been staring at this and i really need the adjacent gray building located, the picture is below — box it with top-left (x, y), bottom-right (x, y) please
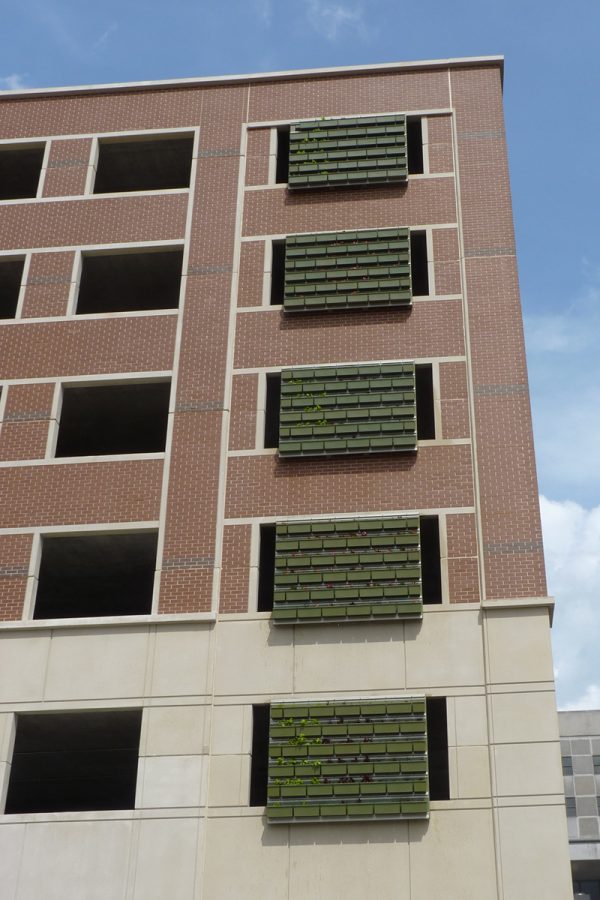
top-left (560, 710), bottom-right (600, 899)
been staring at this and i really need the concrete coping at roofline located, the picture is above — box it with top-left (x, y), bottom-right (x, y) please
top-left (0, 55), bottom-right (504, 102)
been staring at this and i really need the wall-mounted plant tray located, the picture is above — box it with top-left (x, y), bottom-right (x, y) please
top-left (267, 697), bottom-right (428, 823)
top-left (288, 115), bottom-right (407, 189)
top-left (283, 228), bottom-right (411, 313)
top-left (279, 362), bottom-right (417, 457)
top-left (272, 515), bottom-right (422, 624)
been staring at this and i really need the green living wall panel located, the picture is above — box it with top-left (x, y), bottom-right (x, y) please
top-left (288, 115), bottom-right (407, 189)
top-left (283, 228), bottom-right (411, 313)
top-left (272, 515), bottom-right (421, 624)
top-left (279, 362), bottom-right (417, 457)
top-left (267, 697), bottom-right (429, 822)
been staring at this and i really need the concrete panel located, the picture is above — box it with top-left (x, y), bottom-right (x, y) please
top-left (294, 624), bottom-right (405, 694)
top-left (453, 694), bottom-right (488, 746)
top-left (405, 609), bottom-right (484, 689)
top-left (44, 628), bottom-right (148, 701)
top-left (494, 742), bottom-right (563, 797)
top-left (137, 755), bottom-right (204, 808)
top-left (143, 704), bottom-right (207, 756)
top-left (409, 808), bottom-right (497, 900)
top-left (210, 704), bottom-right (251, 755)
top-left (208, 754), bottom-right (250, 806)
top-left (497, 804), bottom-right (573, 897)
top-left (289, 821), bottom-right (410, 900)
top-left (214, 620), bottom-right (293, 696)
top-left (0, 633), bottom-right (50, 702)
top-left (0, 823), bottom-right (24, 900)
top-left (491, 690), bottom-right (560, 744)
top-left (151, 625), bottom-right (212, 697)
top-left (456, 745), bottom-right (491, 798)
top-left (485, 607), bottom-right (554, 685)
top-left (16, 819), bottom-right (132, 900)
top-left (132, 817), bottom-right (201, 900)
top-left (203, 815), bottom-right (289, 900)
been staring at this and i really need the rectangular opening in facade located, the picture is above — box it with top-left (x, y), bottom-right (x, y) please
top-left (407, 117), bottom-right (424, 175)
top-left (421, 516), bottom-right (442, 604)
top-left (410, 231), bottom-right (429, 296)
top-left (270, 240), bottom-right (285, 305)
top-left (0, 144), bottom-right (44, 200)
top-left (257, 524), bottom-right (276, 612)
top-left (249, 704), bottom-right (270, 806)
top-left (415, 364), bottom-right (435, 440)
top-left (264, 373), bottom-right (281, 448)
top-left (4, 710), bottom-right (142, 814)
top-left (426, 697), bottom-right (450, 800)
top-left (33, 531), bottom-right (158, 619)
top-left (0, 257), bottom-right (24, 318)
top-left (76, 248), bottom-right (183, 314)
top-left (275, 127), bottom-right (290, 184)
top-left (55, 381), bottom-right (170, 457)
top-left (93, 135), bottom-right (194, 194)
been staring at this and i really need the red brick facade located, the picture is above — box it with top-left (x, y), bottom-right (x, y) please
top-left (0, 59), bottom-right (546, 620)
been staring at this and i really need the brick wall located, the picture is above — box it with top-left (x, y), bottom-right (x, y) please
top-left (0, 61), bottom-right (546, 620)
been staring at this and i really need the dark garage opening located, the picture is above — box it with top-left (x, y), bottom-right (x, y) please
top-left (410, 231), bottom-right (429, 296)
top-left (421, 516), bottom-right (442, 605)
top-left (34, 531), bottom-right (158, 619)
top-left (93, 136), bottom-right (194, 194)
top-left (5, 709), bottom-right (142, 813)
top-left (0, 145), bottom-right (45, 201)
top-left (76, 248), bottom-right (183, 314)
top-left (0, 257), bottom-right (24, 318)
top-left (415, 364), bottom-right (435, 440)
top-left (55, 381), bottom-right (170, 457)
top-left (249, 704), bottom-right (270, 806)
top-left (426, 697), bottom-right (450, 800)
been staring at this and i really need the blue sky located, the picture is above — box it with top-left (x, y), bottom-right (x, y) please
top-left (2, 0), bottom-right (600, 707)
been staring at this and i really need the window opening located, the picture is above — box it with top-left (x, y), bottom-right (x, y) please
top-left (264, 373), bottom-right (281, 448)
top-left (275, 128), bottom-right (290, 184)
top-left (249, 705), bottom-right (270, 806)
top-left (0, 145), bottom-right (44, 200)
top-left (0, 257), bottom-right (24, 318)
top-left (5, 710), bottom-right (142, 813)
top-left (410, 231), bottom-right (429, 296)
top-left (34, 531), bottom-right (158, 619)
top-left (76, 248), bottom-right (183, 314)
top-left (270, 240), bottom-right (285, 305)
top-left (426, 697), bottom-right (450, 800)
top-left (421, 517), bottom-right (442, 604)
top-left (407, 118), bottom-right (424, 175)
top-left (562, 756), bottom-right (574, 776)
top-left (93, 135), bottom-right (193, 194)
top-left (55, 381), bottom-right (170, 458)
top-left (415, 364), bottom-right (435, 440)
top-left (257, 524), bottom-right (276, 612)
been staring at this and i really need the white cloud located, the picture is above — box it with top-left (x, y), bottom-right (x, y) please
top-left (541, 495), bottom-right (600, 709)
top-left (525, 277), bottom-right (600, 501)
top-left (93, 22), bottom-right (118, 51)
top-left (0, 74), bottom-right (28, 91)
top-left (304, 0), bottom-right (372, 41)
top-left (252, 0), bottom-right (272, 25)
top-left (563, 684), bottom-right (600, 711)
top-left (526, 281), bottom-right (600, 354)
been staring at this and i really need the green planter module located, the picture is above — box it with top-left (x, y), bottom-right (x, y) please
top-left (272, 515), bottom-right (422, 624)
top-left (288, 115), bottom-right (408, 190)
top-left (283, 227), bottom-right (411, 313)
top-left (279, 361), bottom-right (417, 457)
top-left (266, 697), bottom-right (428, 823)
